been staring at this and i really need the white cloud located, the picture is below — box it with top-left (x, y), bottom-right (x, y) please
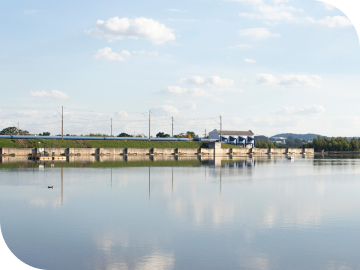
top-left (238, 28), bottom-right (280, 39)
top-left (151, 105), bottom-right (179, 114)
top-left (179, 76), bottom-right (234, 86)
top-left (229, 44), bottom-right (252, 49)
top-left (168, 18), bottom-right (196, 22)
top-left (276, 105), bottom-right (325, 115)
top-left (159, 86), bottom-right (223, 101)
top-left (93, 47), bottom-right (131, 61)
top-left (273, 0), bottom-right (289, 3)
top-left (257, 74), bottom-right (322, 88)
top-left (162, 86), bottom-right (188, 95)
top-left (183, 101), bottom-right (197, 110)
top-left (179, 76), bottom-right (205, 85)
top-left (240, 9), bottom-right (293, 21)
top-left (279, 75), bottom-right (322, 88)
top-left (168, 9), bottom-right (187, 12)
top-left (257, 73), bottom-right (278, 85)
top-left (319, 16), bottom-right (352, 28)
top-left (206, 76), bottom-right (234, 86)
top-left (115, 111), bottom-right (128, 117)
top-left (226, 0), bottom-right (263, 4)
top-left (236, 0), bottom-right (298, 22)
top-left (258, 4), bottom-right (295, 20)
top-left (18, 110), bottom-right (38, 116)
top-left (244, 58), bottom-right (256, 63)
top-left (189, 88), bottom-right (209, 97)
top-left (322, 3), bottom-right (335, 11)
top-left (304, 17), bottom-right (316, 24)
top-left (30, 90), bottom-right (69, 99)
top-left (87, 17), bottom-right (176, 44)
top-left (132, 50), bottom-right (158, 56)
top-left (212, 88), bottom-right (244, 93)
top-left (164, 100), bottom-right (173, 104)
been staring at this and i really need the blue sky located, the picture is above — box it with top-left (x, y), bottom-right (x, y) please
top-left (0, 0), bottom-right (359, 137)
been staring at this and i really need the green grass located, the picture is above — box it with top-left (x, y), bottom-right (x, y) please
top-left (0, 139), bottom-right (25, 148)
top-left (0, 138), bottom-right (243, 149)
top-left (221, 144), bottom-right (244, 149)
top-left (82, 140), bottom-right (205, 149)
top-left (19, 139), bottom-right (84, 148)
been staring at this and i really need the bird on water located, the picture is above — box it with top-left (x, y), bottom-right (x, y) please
top-left (48, 186), bottom-right (53, 189)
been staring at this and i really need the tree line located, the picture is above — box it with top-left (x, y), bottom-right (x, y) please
top-left (306, 136), bottom-right (360, 152)
top-left (255, 136), bottom-right (309, 148)
top-left (117, 131), bottom-right (197, 138)
top-left (256, 135), bottom-right (360, 151)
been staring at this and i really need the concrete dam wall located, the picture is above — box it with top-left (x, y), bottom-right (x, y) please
top-left (1, 145), bottom-right (315, 157)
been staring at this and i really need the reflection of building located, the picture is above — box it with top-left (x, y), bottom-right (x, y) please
top-left (223, 159), bottom-right (256, 168)
top-left (208, 130), bottom-right (255, 147)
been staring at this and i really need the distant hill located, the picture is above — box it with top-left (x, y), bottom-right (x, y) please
top-left (271, 133), bottom-right (328, 140)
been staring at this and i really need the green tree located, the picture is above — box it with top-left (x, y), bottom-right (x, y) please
top-left (256, 140), bottom-right (267, 148)
top-left (117, 132), bottom-right (133, 137)
top-left (156, 132), bottom-right (170, 138)
top-left (174, 133), bottom-right (185, 138)
top-left (312, 136), bottom-right (360, 152)
top-left (0, 126), bottom-right (30, 135)
top-left (186, 131), bottom-right (196, 138)
top-left (351, 138), bottom-right (360, 151)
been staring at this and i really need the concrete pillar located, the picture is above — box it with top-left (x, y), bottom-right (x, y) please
top-left (208, 142), bottom-right (221, 156)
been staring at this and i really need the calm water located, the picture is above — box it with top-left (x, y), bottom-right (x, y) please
top-left (1, 156), bottom-right (360, 270)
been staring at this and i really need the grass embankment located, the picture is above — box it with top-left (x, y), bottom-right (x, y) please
top-left (24, 139), bottom-right (84, 148)
top-left (82, 140), bottom-right (204, 149)
top-left (221, 144), bottom-right (243, 149)
top-left (0, 139), bottom-right (244, 149)
top-left (0, 139), bottom-right (25, 148)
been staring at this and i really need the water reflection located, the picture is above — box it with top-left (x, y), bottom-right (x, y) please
top-left (1, 156), bottom-right (360, 269)
top-left (1, 154), bottom-right (279, 168)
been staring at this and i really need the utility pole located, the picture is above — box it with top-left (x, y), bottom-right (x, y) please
top-left (18, 123), bottom-right (19, 135)
top-left (111, 118), bottom-right (112, 137)
top-left (204, 129), bottom-right (206, 139)
top-left (62, 106), bottom-right (64, 140)
top-left (172, 116), bottom-right (173, 137)
top-left (220, 115), bottom-right (222, 142)
top-left (149, 110), bottom-right (151, 141)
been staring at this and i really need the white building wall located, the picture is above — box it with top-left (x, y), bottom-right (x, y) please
top-left (209, 129), bottom-right (255, 147)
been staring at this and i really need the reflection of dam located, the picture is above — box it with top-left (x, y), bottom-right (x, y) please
top-left (0, 154), bottom-right (311, 168)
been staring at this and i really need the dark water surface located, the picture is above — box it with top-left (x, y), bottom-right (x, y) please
top-left (1, 156), bottom-right (360, 270)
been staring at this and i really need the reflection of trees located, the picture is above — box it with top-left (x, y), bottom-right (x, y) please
top-left (313, 157), bottom-right (360, 166)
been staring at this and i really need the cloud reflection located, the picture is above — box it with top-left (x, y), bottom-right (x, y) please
top-left (27, 198), bottom-right (62, 208)
top-left (135, 252), bottom-right (174, 270)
